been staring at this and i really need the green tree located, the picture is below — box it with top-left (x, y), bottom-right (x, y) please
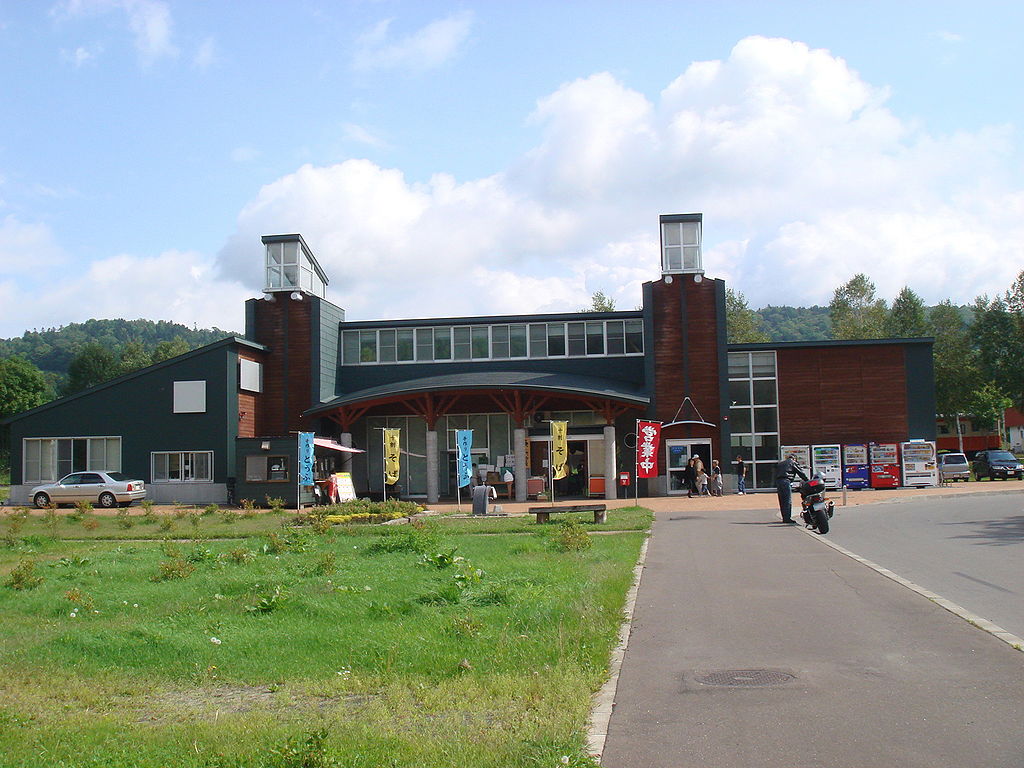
top-left (929, 300), bottom-right (981, 419)
top-left (117, 341), bottom-right (152, 375)
top-left (726, 288), bottom-right (770, 343)
top-left (581, 291), bottom-right (616, 313)
top-left (0, 356), bottom-right (53, 474)
top-left (886, 287), bottom-right (929, 338)
top-left (971, 294), bottom-right (1024, 411)
top-left (62, 343), bottom-right (118, 396)
top-left (966, 382), bottom-right (1013, 432)
top-left (151, 336), bottom-right (191, 364)
top-left (829, 274), bottom-right (888, 340)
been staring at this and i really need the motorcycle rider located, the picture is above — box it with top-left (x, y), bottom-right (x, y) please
top-left (774, 455), bottom-right (809, 524)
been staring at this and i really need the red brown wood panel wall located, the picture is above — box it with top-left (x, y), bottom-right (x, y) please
top-left (650, 277), bottom-right (723, 460)
top-left (251, 300), bottom-right (313, 436)
top-left (237, 348), bottom-right (266, 438)
top-left (777, 345), bottom-right (908, 445)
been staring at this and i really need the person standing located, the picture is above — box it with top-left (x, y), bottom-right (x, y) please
top-left (684, 457), bottom-right (697, 497)
top-left (710, 459), bottom-right (724, 496)
top-left (734, 455), bottom-right (747, 495)
top-left (773, 455), bottom-right (808, 523)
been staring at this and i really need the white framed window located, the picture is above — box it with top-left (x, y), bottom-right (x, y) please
top-left (173, 380), bottom-right (207, 413)
top-left (661, 220), bottom-right (702, 273)
top-left (151, 451), bottom-right (213, 483)
top-left (23, 436), bottom-right (121, 484)
top-left (246, 455), bottom-right (289, 482)
top-left (239, 359), bottom-right (263, 393)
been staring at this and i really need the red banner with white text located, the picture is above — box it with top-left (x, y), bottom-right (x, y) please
top-left (636, 420), bottom-right (662, 479)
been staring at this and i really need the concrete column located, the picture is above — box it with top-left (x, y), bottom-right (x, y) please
top-left (603, 424), bottom-right (617, 500)
top-left (339, 432), bottom-right (354, 474)
top-left (426, 429), bottom-right (439, 505)
top-left (514, 427), bottom-right (528, 502)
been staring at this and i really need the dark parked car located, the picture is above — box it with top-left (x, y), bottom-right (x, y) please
top-left (972, 450), bottom-right (1024, 481)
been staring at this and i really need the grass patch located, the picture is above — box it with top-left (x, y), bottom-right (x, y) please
top-left (0, 508), bottom-right (650, 767)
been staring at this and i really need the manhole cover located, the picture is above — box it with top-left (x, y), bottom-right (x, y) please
top-left (696, 669), bottom-right (795, 687)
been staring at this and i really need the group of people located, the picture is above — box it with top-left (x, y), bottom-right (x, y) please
top-left (682, 455), bottom-right (725, 497)
top-left (686, 454), bottom-right (809, 525)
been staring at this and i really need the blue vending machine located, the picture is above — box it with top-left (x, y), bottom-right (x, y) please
top-left (843, 444), bottom-right (870, 489)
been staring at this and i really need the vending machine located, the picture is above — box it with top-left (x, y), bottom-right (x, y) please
top-left (900, 440), bottom-right (938, 487)
top-left (869, 442), bottom-right (900, 488)
top-left (781, 445), bottom-right (811, 487)
top-left (811, 444), bottom-right (842, 489)
top-left (842, 444), bottom-right (870, 489)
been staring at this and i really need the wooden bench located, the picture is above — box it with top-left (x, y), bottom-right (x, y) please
top-left (528, 503), bottom-right (607, 524)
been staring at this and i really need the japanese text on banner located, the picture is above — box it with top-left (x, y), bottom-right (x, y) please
top-left (551, 421), bottom-right (568, 480)
top-left (384, 428), bottom-right (401, 485)
top-left (456, 429), bottom-right (473, 488)
top-left (636, 420), bottom-right (661, 479)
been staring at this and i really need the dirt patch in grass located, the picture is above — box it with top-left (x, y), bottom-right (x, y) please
top-left (131, 685), bottom-right (377, 724)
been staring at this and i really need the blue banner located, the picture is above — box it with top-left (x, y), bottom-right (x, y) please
top-left (456, 430), bottom-right (473, 488)
top-left (299, 432), bottom-right (315, 486)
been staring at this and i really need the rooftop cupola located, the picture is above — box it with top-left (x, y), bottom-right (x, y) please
top-left (659, 213), bottom-right (703, 279)
top-left (262, 234), bottom-right (328, 299)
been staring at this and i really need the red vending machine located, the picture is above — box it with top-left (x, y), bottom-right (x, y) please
top-left (869, 442), bottom-right (900, 488)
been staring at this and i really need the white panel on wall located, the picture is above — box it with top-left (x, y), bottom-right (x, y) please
top-left (173, 380), bottom-right (207, 413)
top-left (239, 359), bottom-right (263, 393)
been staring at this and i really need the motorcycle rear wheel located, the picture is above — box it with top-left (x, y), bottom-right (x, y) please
top-left (812, 506), bottom-right (829, 535)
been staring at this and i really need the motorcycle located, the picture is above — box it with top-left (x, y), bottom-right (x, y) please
top-left (798, 474), bottom-right (834, 534)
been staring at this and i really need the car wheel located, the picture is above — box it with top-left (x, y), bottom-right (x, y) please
top-left (98, 492), bottom-right (117, 508)
top-left (33, 492), bottom-right (51, 509)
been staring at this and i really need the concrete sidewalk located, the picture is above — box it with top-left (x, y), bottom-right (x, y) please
top-left (597, 503), bottom-right (1024, 768)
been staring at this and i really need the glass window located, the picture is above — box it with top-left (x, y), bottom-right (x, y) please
top-left (342, 331), bottom-right (360, 364)
top-left (730, 407), bottom-right (752, 433)
top-left (359, 331), bottom-right (377, 363)
top-left (607, 320), bottom-right (625, 354)
top-left (153, 452), bottom-right (168, 482)
top-left (728, 352), bottom-right (750, 378)
top-left (193, 452), bottom-right (211, 482)
top-left (586, 322), bottom-right (605, 355)
top-left (88, 438), bottom-right (107, 470)
top-left (453, 327), bottom-right (471, 360)
top-left (625, 320), bottom-right (643, 353)
top-left (492, 325), bottom-right (510, 359)
top-left (509, 325), bottom-right (528, 357)
top-left (547, 324), bottom-right (566, 356)
top-left (752, 379), bottom-right (777, 405)
top-left (378, 329), bottom-right (396, 363)
top-left (415, 328), bottom-right (434, 361)
top-left (471, 326), bottom-right (489, 359)
top-left (529, 324), bottom-right (547, 357)
top-left (756, 434), bottom-right (779, 462)
top-left (267, 243), bottom-right (282, 265)
top-left (751, 351), bottom-right (776, 377)
top-left (567, 322), bottom-right (586, 356)
top-left (282, 241), bottom-right (298, 264)
top-left (753, 408), bottom-right (778, 433)
top-left (433, 327), bottom-right (452, 360)
top-left (729, 380), bottom-right (751, 406)
top-left (397, 329), bottom-right (414, 361)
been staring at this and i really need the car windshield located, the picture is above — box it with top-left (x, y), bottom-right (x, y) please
top-left (987, 451), bottom-right (1017, 462)
top-left (106, 472), bottom-right (131, 481)
top-left (942, 454), bottom-right (967, 464)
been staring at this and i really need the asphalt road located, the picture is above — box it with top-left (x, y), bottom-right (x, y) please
top-left (825, 487), bottom-right (1024, 639)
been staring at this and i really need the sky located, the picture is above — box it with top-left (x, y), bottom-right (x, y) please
top-left (1, 1), bottom-right (1023, 339)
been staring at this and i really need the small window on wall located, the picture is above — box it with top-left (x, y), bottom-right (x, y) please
top-left (239, 359), bottom-right (262, 393)
top-left (173, 381), bottom-right (207, 413)
top-left (246, 455), bottom-right (289, 482)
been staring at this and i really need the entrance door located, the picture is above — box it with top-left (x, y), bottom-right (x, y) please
top-left (666, 439), bottom-right (712, 495)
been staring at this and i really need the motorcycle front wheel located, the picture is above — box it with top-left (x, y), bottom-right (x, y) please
top-left (812, 506), bottom-right (829, 535)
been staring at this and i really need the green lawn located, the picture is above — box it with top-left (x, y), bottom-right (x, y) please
top-left (0, 509), bottom-right (651, 767)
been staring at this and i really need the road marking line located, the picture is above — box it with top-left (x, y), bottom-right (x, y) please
top-left (802, 528), bottom-right (1024, 653)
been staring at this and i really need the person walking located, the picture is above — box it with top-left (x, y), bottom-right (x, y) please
top-left (684, 457), bottom-right (697, 497)
top-left (773, 455), bottom-right (808, 523)
top-left (710, 459), bottom-right (724, 496)
top-left (734, 455), bottom-right (747, 495)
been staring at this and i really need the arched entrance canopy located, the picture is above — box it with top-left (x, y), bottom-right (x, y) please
top-left (305, 370), bottom-right (649, 431)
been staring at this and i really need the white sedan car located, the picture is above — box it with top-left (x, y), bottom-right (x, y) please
top-left (31, 471), bottom-right (146, 509)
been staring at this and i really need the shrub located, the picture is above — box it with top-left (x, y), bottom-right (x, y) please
top-left (74, 500), bottom-right (93, 516)
top-left (220, 510), bottom-right (240, 524)
top-left (173, 505), bottom-right (191, 520)
top-left (188, 512), bottom-right (201, 527)
top-left (162, 541), bottom-right (183, 558)
top-left (226, 547), bottom-right (254, 565)
top-left (158, 516), bottom-right (175, 532)
top-left (5, 559), bottom-right (43, 590)
top-left (64, 587), bottom-right (94, 611)
top-left (240, 498), bottom-right (256, 513)
top-left (203, 504), bottom-right (219, 517)
top-left (265, 496), bottom-right (285, 514)
top-left (152, 559), bottom-right (194, 581)
top-left (550, 520), bottom-right (593, 552)
top-left (81, 516), bottom-right (100, 531)
top-left (269, 728), bottom-right (337, 768)
top-left (43, 508), bottom-right (60, 537)
top-left (307, 551), bottom-right (336, 576)
top-left (260, 532), bottom-right (290, 555)
top-left (245, 585), bottom-right (288, 615)
top-left (116, 508), bottom-right (135, 529)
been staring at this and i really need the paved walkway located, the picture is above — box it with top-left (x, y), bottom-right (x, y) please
top-left (596, 490), bottom-right (1024, 768)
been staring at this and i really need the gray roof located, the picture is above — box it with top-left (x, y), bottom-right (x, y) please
top-left (306, 370), bottom-right (649, 414)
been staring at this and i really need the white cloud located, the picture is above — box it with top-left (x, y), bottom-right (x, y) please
top-left (0, 216), bottom-right (67, 277)
top-left (193, 36), bottom-right (215, 70)
top-left (61, 44), bottom-right (101, 66)
top-left (230, 146), bottom-right (260, 164)
top-left (341, 123), bottom-right (388, 149)
top-left (353, 11), bottom-right (473, 72)
top-left (53, 0), bottom-right (178, 64)
top-left (936, 30), bottom-right (963, 43)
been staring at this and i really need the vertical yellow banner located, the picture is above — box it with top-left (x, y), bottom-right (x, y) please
top-left (384, 428), bottom-right (401, 485)
top-left (551, 420), bottom-right (568, 480)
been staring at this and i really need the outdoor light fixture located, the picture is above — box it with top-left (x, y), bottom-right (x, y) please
top-left (261, 441), bottom-right (271, 451)
top-left (290, 291), bottom-right (303, 301)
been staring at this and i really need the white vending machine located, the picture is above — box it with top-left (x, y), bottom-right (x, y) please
top-left (900, 440), bottom-right (938, 487)
top-left (781, 445), bottom-right (811, 487)
top-left (811, 444), bottom-right (842, 489)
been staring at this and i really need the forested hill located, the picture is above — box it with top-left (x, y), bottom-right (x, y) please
top-left (755, 305), bottom-right (832, 341)
top-left (0, 319), bottom-right (237, 375)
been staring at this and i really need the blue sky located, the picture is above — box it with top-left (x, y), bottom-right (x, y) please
top-left (1, 1), bottom-right (1022, 337)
